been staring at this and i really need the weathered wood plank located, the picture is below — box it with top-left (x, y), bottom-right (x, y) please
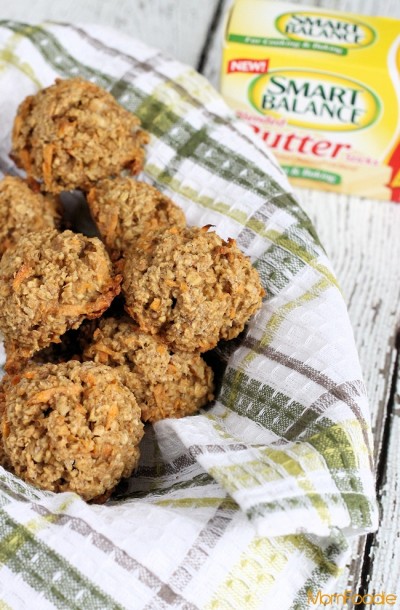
top-left (299, 194), bottom-right (400, 598)
top-left (282, 0), bottom-right (400, 598)
top-left (299, 193), bottom-right (400, 455)
top-left (366, 362), bottom-right (400, 598)
top-left (3, 0), bottom-right (220, 67)
top-left (202, 0), bottom-right (400, 603)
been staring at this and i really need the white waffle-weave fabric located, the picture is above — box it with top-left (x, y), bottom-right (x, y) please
top-left (0, 21), bottom-right (378, 610)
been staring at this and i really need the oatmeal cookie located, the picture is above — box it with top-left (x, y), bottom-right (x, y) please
top-left (0, 362), bottom-right (144, 501)
top-left (0, 229), bottom-right (121, 372)
top-left (11, 78), bottom-right (149, 193)
top-left (87, 178), bottom-right (186, 260)
top-left (123, 226), bottom-right (265, 352)
top-left (83, 317), bottom-right (214, 422)
top-left (0, 175), bottom-right (60, 257)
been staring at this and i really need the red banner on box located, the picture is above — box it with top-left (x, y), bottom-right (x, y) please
top-left (227, 58), bottom-right (269, 74)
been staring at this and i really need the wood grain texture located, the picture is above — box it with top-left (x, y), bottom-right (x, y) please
top-left (202, 0), bottom-right (400, 602)
top-left (367, 365), bottom-right (400, 598)
top-left (2, 0), bottom-right (220, 67)
top-left (298, 194), bottom-right (400, 598)
top-left (299, 193), bottom-right (400, 456)
top-left (277, 0), bottom-right (400, 598)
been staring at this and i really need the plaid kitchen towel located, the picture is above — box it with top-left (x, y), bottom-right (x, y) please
top-left (0, 21), bottom-right (378, 610)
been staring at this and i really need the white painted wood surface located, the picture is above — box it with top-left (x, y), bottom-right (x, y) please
top-left (4, 0), bottom-right (400, 603)
top-left (279, 1), bottom-right (400, 601)
top-left (3, 0), bottom-right (219, 68)
top-left (298, 193), bottom-right (400, 455)
top-left (367, 368), bottom-right (400, 599)
top-left (203, 0), bottom-right (400, 602)
top-left (298, 193), bottom-right (400, 600)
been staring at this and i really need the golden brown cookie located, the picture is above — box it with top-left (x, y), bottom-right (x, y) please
top-left (0, 175), bottom-right (60, 257)
top-left (83, 316), bottom-right (214, 422)
top-left (0, 229), bottom-right (121, 372)
top-left (11, 78), bottom-right (149, 193)
top-left (123, 226), bottom-right (265, 352)
top-left (87, 178), bottom-right (186, 260)
top-left (1, 362), bottom-right (144, 501)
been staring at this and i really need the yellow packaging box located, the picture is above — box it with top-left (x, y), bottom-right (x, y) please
top-left (221, 0), bottom-right (400, 201)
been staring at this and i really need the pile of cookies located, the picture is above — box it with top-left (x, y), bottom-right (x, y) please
top-left (0, 78), bottom-right (264, 502)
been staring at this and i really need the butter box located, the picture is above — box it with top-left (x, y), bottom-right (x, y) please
top-left (220, 0), bottom-right (400, 201)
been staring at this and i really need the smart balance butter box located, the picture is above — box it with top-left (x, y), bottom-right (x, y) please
top-left (221, 0), bottom-right (400, 201)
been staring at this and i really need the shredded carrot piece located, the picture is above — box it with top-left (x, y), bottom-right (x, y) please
top-left (20, 149), bottom-right (32, 174)
top-left (28, 385), bottom-right (81, 404)
top-left (81, 372), bottom-right (97, 386)
top-left (106, 404), bottom-right (119, 429)
top-left (12, 263), bottom-right (33, 291)
top-left (150, 298), bottom-right (161, 311)
top-left (42, 144), bottom-right (54, 189)
top-left (2, 419), bottom-right (10, 438)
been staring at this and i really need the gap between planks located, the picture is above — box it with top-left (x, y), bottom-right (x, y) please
top-left (357, 330), bottom-right (400, 606)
